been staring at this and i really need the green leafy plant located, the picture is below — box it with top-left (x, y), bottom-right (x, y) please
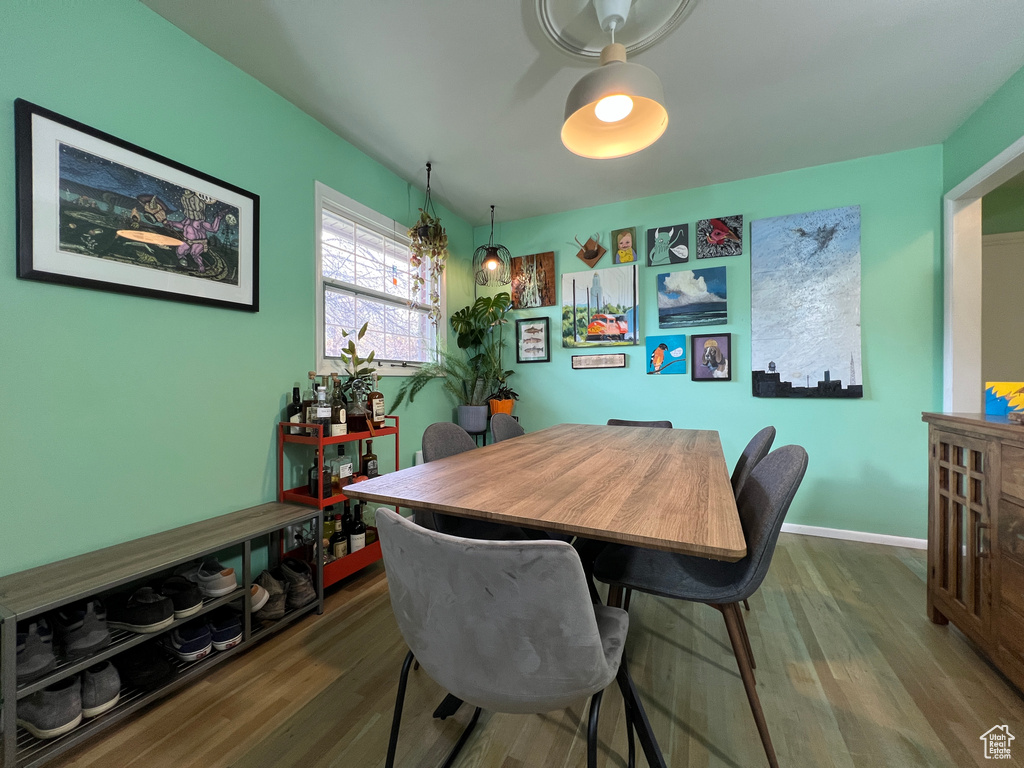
top-left (337, 322), bottom-right (377, 398)
top-left (408, 209), bottom-right (448, 326)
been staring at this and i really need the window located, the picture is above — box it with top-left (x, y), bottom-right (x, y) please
top-left (315, 183), bottom-right (439, 375)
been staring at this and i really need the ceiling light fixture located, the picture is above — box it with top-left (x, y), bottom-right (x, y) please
top-left (561, 0), bottom-right (668, 159)
top-left (473, 205), bottom-right (511, 286)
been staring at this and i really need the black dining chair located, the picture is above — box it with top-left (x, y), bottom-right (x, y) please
top-left (606, 418), bottom-right (674, 428)
top-left (592, 445), bottom-right (808, 768)
top-left (732, 426), bottom-right (776, 612)
top-left (490, 413), bottom-right (525, 443)
top-left (377, 508), bottom-right (636, 768)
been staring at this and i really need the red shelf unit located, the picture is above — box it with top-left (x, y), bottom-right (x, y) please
top-left (277, 415), bottom-right (398, 588)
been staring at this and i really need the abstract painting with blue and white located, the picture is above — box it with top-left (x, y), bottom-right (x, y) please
top-left (750, 205), bottom-right (863, 399)
top-left (657, 267), bottom-right (727, 328)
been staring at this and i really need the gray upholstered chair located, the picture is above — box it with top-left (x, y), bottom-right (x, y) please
top-left (490, 413), bottom-right (525, 443)
top-left (606, 418), bottom-right (674, 429)
top-left (592, 445), bottom-right (808, 768)
top-left (732, 426), bottom-right (776, 497)
top-left (377, 508), bottom-right (635, 768)
top-left (419, 422), bottom-right (528, 541)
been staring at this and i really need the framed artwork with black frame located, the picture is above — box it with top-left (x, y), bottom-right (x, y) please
top-left (516, 317), bottom-right (550, 363)
top-left (15, 99), bottom-right (260, 311)
top-left (691, 333), bottom-right (732, 381)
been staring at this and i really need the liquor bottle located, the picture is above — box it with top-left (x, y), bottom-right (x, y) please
top-left (361, 439), bottom-right (379, 479)
top-left (286, 387), bottom-right (302, 435)
top-left (330, 376), bottom-right (348, 437)
top-left (367, 372), bottom-right (385, 429)
top-left (348, 505), bottom-right (366, 553)
top-left (323, 505), bottom-right (335, 540)
top-left (329, 444), bottom-right (353, 494)
top-left (311, 386), bottom-right (332, 439)
top-left (301, 372), bottom-right (316, 435)
top-left (308, 449), bottom-right (331, 499)
top-left (329, 513), bottom-right (348, 559)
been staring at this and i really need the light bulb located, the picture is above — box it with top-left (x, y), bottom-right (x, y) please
top-left (485, 258), bottom-right (499, 270)
top-left (594, 94), bottom-right (633, 123)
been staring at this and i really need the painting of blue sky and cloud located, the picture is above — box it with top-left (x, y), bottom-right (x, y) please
top-left (657, 266), bottom-right (727, 328)
top-left (750, 206), bottom-right (863, 398)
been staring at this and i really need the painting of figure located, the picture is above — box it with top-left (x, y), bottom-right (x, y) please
top-left (561, 264), bottom-right (639, 347)
top-left (657, 266), bottom-right (727, 328)
top-left (696, 215), bottom-right (743, 259)
top-left (646, 335), bottom-right (686, 375)
top-left (750, 206), bottom-right (862, 398)
top-left (611, 227), bottom-right (638, 264)
top-left (646, 224), bottom-right (688, 266)
top-left (691, 334), bottom-right (731, 381)
top-left (510, 251), bottom-right (555, 309)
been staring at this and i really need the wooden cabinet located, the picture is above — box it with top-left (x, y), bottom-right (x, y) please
top-left (924, 412), bottom-right (1024, 691)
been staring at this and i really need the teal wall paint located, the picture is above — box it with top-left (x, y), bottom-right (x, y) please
top-left (0, 0), bottom-right (470, 576)
top-left (474, 146), bottom-right (944, 540)
top-left (944, 64), bottom-right (1024, 192)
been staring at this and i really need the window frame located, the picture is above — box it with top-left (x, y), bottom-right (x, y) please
top-left (314, 181), bottom-right (444, 377)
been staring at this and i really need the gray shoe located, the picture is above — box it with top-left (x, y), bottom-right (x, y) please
top-left (17, 676), bottom-right (82, 739)
top-left (53, 600), bottom-right (110, 661)
top-left (17, 619), bottom-right (56, 684)
top-left (253, 570), bottom-right (286, 621)
top-left (280, 559), bottom-right (317, 610)
top-left (81, 661), bottom-right (120, 718)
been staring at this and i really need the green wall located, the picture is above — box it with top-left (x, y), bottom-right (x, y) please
top-left (944, 64), bottom-right (1024, 193)
top-left (473, 146), bottom-right (944, 540)
top-left (0, 0), bottom-right (470, 576)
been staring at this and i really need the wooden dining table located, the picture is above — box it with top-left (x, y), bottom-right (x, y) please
top-left (344, 423), bottom-right (746, 767)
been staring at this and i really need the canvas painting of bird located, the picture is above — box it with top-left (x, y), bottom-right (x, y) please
top-left (645, 335), bottom-right (686, 375)
top-left (697, 215), bottom-right (744, 259)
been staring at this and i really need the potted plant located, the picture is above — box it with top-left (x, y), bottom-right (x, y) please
top-left (488, 380), bottom-right (519, 415)
top-left (336, 322), bottom-right (378, 430)
top-left (408, 163), bottom-right (448, 326)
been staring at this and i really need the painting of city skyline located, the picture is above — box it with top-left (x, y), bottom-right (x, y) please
top-left (750, 205), bottom-right (862, 398)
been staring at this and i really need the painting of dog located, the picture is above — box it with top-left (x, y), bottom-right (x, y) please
top-left (691, 333), bottom-right (731, 381)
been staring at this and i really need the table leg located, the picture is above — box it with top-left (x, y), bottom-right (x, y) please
top-left (608, 590), bottom-right (666, 768)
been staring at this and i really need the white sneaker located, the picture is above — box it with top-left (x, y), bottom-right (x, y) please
top-left (250, 583), bottom-right (269, 612)
top-left (175, 558), bottom-right (238, 598)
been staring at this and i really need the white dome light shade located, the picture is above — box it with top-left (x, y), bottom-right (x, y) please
top-left (561, 44), bottom-right (668, 159)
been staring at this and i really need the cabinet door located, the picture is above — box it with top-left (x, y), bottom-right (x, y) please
top-left (928, 428), bottom-right (993, 641)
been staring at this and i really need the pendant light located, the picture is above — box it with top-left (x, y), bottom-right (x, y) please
top-left (561, 0), bottom-right (668, 159)
top-left (473, 205), bottom-right (511, 286)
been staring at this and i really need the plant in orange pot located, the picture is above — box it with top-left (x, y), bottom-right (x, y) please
top-left (489, 380), bottom-right (518, 415)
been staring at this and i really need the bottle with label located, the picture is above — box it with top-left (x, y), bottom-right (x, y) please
top-left (323, 505), bottom-right (336, 540)
top-left (330, 375), bottom-right (348, 437)
top-left (329, 445), bottom-right (354, 494)
top-left (308, 449), bottom-right (331, 500)
top-left (367, 372), bottom-right (385, 429)
top-left (348, 505), bottom-right (366, 553)
top-left (301, 372), bottom-right (317, 435)
top-left (361, 440), bottom-right (379, 479)
top-left (329, 513), bottom-right (348, 559)
top-left (310, 386), bottom-right (332, 439)
top-left (286, 387), bottom-right (303, 435)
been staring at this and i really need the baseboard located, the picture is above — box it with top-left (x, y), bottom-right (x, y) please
top-left (781, 523), bottom-right (927, 550)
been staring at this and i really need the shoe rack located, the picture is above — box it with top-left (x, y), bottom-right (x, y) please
top-left (0, 502), bottom-right (322, 768)
top-left (276, 415), bottom-right (398, 588)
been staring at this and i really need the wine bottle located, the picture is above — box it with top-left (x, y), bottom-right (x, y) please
top-left (323, 505), bottom-right (336, 540)
top-left (287, 387), bottom-right (302, 435)
top-left (330, 375), bottom-right (348, 437)
top-left (302, 372), bottom-right (317, 435)
top-left (329, 513), bottom-right (348, 558)
top-left (308, 449), bottom-right (331, 500)
top-left (348, 505), bottom-right (366, 553)
top-left (367, 372), bottom-right (385, 429)
top-left (361, 440), bottom-right (379, 479)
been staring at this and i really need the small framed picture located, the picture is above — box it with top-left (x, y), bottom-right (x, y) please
top-left (611, 227), bottom-right (638, 264)
top-left (571, 353), bottom-right (627, 369)
top-left (691, 333), bottom-right (732, 381)
top-left (516, 317), bottom-right (550, 363)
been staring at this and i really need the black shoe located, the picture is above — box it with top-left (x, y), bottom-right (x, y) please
top-left (113, 643), bottom-right (176, 690)
top-left (157, 576), bottom-right (204, 619)
top-left (52, 599), bottom-right (111, 661)
top-left (106, 587), bottom-right (174, 634)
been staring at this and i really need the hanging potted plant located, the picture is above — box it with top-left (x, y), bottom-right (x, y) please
top-left (408, 162), bottom-right (448, 327)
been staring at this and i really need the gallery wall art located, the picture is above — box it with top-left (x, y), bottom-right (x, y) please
top-left (646, 335), bottom-right (686, 375)
top-left (691, 333), bottom-right (731, 381)
top-left (611, 226), bottom-right (638, 264)
top-left (696, 216), bottom-right (743, 260)
top-left (573, 233), bottom-right (606, 268)
top-left (571, 354), bottom-right (626, 369)
top-left (510, 251), bottom-right (555, 309)
top-left (646, 224), bottom-right (688, 266)
top-left (561, 264), bottom-right (638, 348)
top-left (750, 205), bottom-right (862, 398)
top-left (516, 317), bottom-right (550, 363)
top-left (15, 99), bottom-right (259, 311)
top-left (985, 382), bottom-right (1024, 415)
top-left (657, 266), bottom-right (727, 328)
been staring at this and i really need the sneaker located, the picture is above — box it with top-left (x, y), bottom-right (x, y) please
top-left (16, 676), bottom-right (82, 739)
top-left (207, 608), bottom-right (242, 651)
top-left (250, 582), bottom-right (269, 613)
top-left (253, 570), bottom-right (286, 622)
top-left (16, 619), bottom-right (56, 684)
top-left (176, 558), bottom-right (238, 598)
top-left (52, 600), bottom-right (110, 661)
top-left (158, 576), bottom-right (204, 619)
top-left (280, 559), bottom-right (317, 610)
top-left (81, 661), bottom-right (120, 718)
top-left (106, 587), bottom-right (174, 634)
top-left (164, 621), bottom-right (212, 662)
top-left (114, 643), bottom-right (175, 690)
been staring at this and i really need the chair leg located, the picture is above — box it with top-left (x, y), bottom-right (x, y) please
top-left (614, 657), bottom-right (666, 767)
top-left (587, 690), bottom-right (603, 768)
top-left (432, 693), bottom-right (464, 720)
top-left (439, 707), bottom-right (482, 768)
top-left (623, 588), bottom-right (632, 612)
top-left (737, 605), bottom-right (756, 672)
top-left (719, 603), bottom-right (778, 768)
top-left (385, 650), bottom-right (415, 768)
top-left (743, 598), bottom-right (751, 611)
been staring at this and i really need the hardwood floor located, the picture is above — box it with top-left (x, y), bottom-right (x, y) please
top-left (52, 534), bottom-right (1024, 767)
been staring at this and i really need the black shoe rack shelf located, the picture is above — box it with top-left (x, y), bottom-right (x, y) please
top-left (0, 502), bottom-right (323, 768)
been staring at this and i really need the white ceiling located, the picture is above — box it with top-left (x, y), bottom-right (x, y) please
top-left (141, 0), bottom-right (1024, 226)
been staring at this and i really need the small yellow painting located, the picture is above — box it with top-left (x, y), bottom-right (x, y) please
top-left (985, 382), bottom-right (1024, 415)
